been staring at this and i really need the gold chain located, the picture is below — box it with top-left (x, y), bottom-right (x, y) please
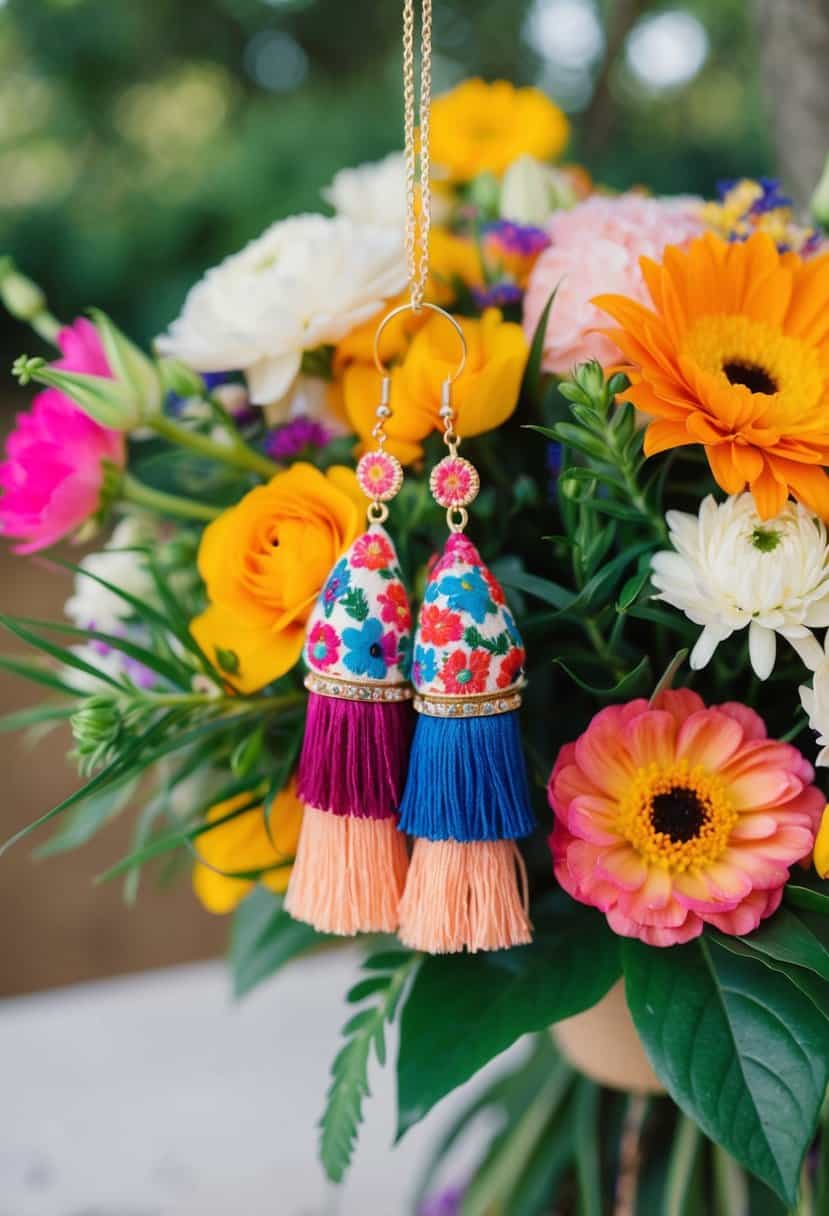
top-left (402, 0), bottom-right (432, 311)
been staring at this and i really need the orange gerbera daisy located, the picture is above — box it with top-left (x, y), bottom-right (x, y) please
top-left (594, 232), bottom-right (829, 520)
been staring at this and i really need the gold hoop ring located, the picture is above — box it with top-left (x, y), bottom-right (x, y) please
top-left (373, 301), bottom-right (468, 382)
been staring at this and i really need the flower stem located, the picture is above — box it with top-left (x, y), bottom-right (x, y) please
top-left (149, 412), bottom-right (278, 479)
top-left (122, 474), bottom-right (220, 522)
top-left (30, 309), bottom-right (62, 345)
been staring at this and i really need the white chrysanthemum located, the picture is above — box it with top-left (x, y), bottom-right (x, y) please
top-left (800, 653), bottom-right (829, 766)
top-left (322, 151), bottom-right (407, 229)
top-left (651, 494), bottom-right (829, 679)
top-left (155, 214), bottom-right (406, 405)
top-left (65, 517), bottom-right (158, 634)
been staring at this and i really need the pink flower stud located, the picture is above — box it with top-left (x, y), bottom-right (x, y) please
top-left (429, 455), bottom-right (480, 509)
top-left (356, 450), bottom-right (403, 503)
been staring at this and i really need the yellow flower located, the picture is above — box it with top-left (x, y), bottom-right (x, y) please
top-left (193, 782), bottom-right (303, 914)
top-left (814, 805), bottom-right (829, 878)
top-left (340, 309), bottom-right (529, 463)
top-left (431, 78), bottom-right (569, 181)
top-left (428, 227), bottom-right (484, 303)
top-left (191, 463), bottom-right (364, 692)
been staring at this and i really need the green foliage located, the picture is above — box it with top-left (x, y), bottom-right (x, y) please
top-left (396, 892), bottom-right (621, 1139)
top-left (623, 936), bottom-right (829, 1204)
top-left (320, 949), bottom-right (417, 1184)
top-left (230, 888), bottom-right (328, 998)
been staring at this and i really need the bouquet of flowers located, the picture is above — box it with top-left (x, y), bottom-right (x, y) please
top-left (3, 76), bottom-right (829, 1214)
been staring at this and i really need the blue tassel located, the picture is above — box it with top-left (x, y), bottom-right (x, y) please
top-left (397, 711), bottom-right (534, 842)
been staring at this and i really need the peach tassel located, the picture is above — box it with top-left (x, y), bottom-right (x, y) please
top-left (397, 839), bottom-right (532, 954)
top-left (285, 808), bottom-right (409, 936)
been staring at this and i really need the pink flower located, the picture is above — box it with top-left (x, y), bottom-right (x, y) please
top-left (351, 531), bottom-right (394, 571)
top-left (548, 689), bottom-right (824, 946)
top-left (0, 319), bottom-right (125, 553)
top-left (523, 195), bottom-right (704, 374)
top-left (307, 621), bottom-right (339, 670)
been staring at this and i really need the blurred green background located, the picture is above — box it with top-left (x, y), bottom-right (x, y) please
top-left (0, 0), bottom-right (770, 354)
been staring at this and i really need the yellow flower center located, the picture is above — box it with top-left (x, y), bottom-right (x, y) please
top-left (683, 314), bottom-right (825, 427)
top-left (617, 762), bottom-right (737, 873)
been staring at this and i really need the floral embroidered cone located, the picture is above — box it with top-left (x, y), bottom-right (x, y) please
top-left (285, 523), bottom-right (413, 935)
top-left (397, 534), bottom-right (534, 953)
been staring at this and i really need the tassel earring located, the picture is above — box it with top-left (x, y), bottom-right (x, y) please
top-left (397, 322), bottom-right (535, 953)
top-left (285, 360), bottom-right (413, 935)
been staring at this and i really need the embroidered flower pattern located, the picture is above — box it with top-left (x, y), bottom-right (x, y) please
top-left (439, 648), bottom-right (491, 694)
top-left (497, 647), bottom-right (525, 688)
top-left (303, 526), bottom-right (412, 687)
top-left (378, 581), bottom-right (411, 633)
top-left (420, 604), bottom-right (464, 647)
top-left (342, 617), bottom-right (398, 680)
top-left (413, 644), bottom-right (438, 686)
top-left (411, 533), bottom-right (528, 699)
top-left (352, 531), bottom-right (395, 571)
top-left (307, 621), bottom-right (340, 670)
top-left (438, 566), bottom-right (495, 624)
top-left (322, 558), bottom-right (351, 618)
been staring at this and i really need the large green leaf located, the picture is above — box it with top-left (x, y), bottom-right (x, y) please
top-left (396, 893), bottom-right (621, 1138)
top-left (720, 907), bottom-right (829, 981)
top-left (623, 937), bottom-right (829, 1204)
top-left (230, 887), bottom-right (328, 998)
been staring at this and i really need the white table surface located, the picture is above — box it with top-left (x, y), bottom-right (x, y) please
top-left (2, 950), bottom-right (520, 1216)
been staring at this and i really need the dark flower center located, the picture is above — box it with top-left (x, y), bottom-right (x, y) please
top-left (369, 643), bottom-right (383, 659)
top-left (723, 360), bottom-right (778, 395)
top-left (650, 786), bottom-right (708, 843)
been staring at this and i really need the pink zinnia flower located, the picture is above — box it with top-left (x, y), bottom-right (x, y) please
top-left (523, 194), bottom-right (704, 374)
top-left (548, 689), bottom-right (824, 946)
top-left (0, 318), bottom-right (125, 553)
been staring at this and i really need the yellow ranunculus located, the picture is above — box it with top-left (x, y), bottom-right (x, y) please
top-left (814, 805), bottom-right (829, 878)
top-left (431, 78), bottom-right (570, 182)
top-left (193, 783), bottom-right (303, 914)
top-left (340, 309), bottom-right (529, 463)
top-left (191, 463), bottom-right (363, 692)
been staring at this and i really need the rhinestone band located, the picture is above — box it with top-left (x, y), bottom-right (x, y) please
top-left (305, 671), bottom-right (413, 703)
top-left (414, 688), bottom-right (523, 718)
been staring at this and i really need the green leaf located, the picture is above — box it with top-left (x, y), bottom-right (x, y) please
top-left (785, 879), bottom-right (829, 915)
top-left (498, 569), bottom-right (573, 610)
top-left (3, 615), bottom-right (187, 687)
top-left (230, 888), bottom-right (327, 998)
top-left (460, 1059), bottom-right (574, 1216)
top-left (554, 654), bottom-right (651, 701)
top-left (572, 1078), bottom-right (602, 1216)
top-left (522, 287), bottom-right (557, 403)
top-left (617, 567), bottom-right (652, 612)
top-left (35, 775), bottom-right (139, 858)
top-left (0, 613), bottom-right (122, 689)
top-left (725, 907), bottom-right (829, 982)
top-left (342, 587), bottom-right (369, 621)
top-left (396, 893), bottom-right (620, 1138)
top-left (0, 652), bottom-right (83, 696)
top-left (560, 543), bottom-right (655, 619)
top-left (623, 937), bottom-right (829, 1204)
top-left (320, 952), bottom-right (417, 1183)
top-left (712, 933), bottom-right (829, 1022)
top-left (0, 703), bottom-right (76, 733)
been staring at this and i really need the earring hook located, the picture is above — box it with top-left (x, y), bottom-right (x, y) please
top-left (373, 300), bottom-right (467, 382)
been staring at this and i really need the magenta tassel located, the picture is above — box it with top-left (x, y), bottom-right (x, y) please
top-left (297, 694), bottom-right (413, 819)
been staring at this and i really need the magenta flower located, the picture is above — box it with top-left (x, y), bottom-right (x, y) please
top-left (0, 319), bottom-right (125, 553)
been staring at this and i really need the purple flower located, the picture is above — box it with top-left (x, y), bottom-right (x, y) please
top-left (472, 282), bottom-right (524, 310)
top-left (264, 416), bottom-right (332, 461)
top-left (483, 219), bottom-right (551, 258)
top-left (419, 1184), bottom-right (466, 1216)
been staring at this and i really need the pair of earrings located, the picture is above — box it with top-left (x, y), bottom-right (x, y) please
top-left (285, 304), bottom-right (535, 954)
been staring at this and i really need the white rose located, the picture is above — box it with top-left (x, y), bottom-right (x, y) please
top-left (323, 152), bottom-right (407, 229)
top-left (155, 214), bottom-right (407, 405)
